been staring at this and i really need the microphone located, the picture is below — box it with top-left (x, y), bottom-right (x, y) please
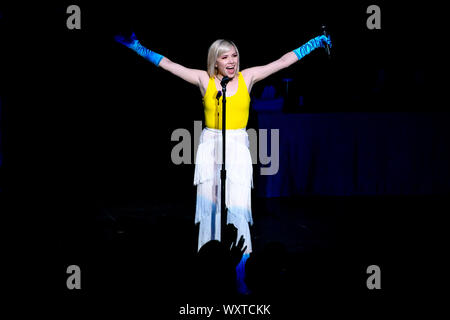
top-left (220, 76), bottom-right (230, 88)
top-left (321, 25), bottom-right (331, 58)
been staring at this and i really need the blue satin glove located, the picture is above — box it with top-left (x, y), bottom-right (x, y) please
top-left (293, 35), bottom-right (332, 60)
top-left (114, 32), bottom-right (164, 67)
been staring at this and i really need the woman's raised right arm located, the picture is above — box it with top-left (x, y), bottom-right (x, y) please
top-left (115, 33), bottom-right (208, 91)
top-left (159, 57), bottom-right (208, 89)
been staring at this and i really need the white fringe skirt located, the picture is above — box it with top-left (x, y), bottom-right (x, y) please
top-left (194, 127), bottom-right (253, 254)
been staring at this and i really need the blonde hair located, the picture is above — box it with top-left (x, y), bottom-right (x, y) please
top-left (206, 39), bottom-right (240, 78)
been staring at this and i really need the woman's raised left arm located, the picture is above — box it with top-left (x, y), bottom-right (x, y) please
top-left (242, 35), bottom-right (331, 91)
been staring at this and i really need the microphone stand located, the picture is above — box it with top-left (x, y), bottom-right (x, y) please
top-left (220, 79), bottom-right (228, 240)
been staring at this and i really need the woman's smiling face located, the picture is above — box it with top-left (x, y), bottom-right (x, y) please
top-left (216, 46), bottom-right (238, 79)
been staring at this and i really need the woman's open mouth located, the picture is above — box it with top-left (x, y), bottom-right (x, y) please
top-left (226, 66), bottom-right (235, 74)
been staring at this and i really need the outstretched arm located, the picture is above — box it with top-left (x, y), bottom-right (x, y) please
top-left (115, 33), bottom-right (208, 92)
top-left (158, 57), bottom-right (208, 89)
top-left (242, 52), bottom-right (298, 91)
top-left (242, 35), bottom-right (331, 92)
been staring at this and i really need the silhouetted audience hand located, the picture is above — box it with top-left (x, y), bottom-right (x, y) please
top-left (230, 234), bottom-right (247, 267)
top-left (222, 223), bottom-right (237, 249)
top-left (223, 223), bottom-right (247, 267)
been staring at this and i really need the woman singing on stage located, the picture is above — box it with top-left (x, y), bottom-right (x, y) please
top-left (115, 33), bottom-right (331, 294)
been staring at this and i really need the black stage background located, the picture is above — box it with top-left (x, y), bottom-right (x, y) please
top-left (1, 1), bottom-right (447, 317)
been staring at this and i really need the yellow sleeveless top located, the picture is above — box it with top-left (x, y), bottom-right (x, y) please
top-left (202, 72), bottom-right (251, 129)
